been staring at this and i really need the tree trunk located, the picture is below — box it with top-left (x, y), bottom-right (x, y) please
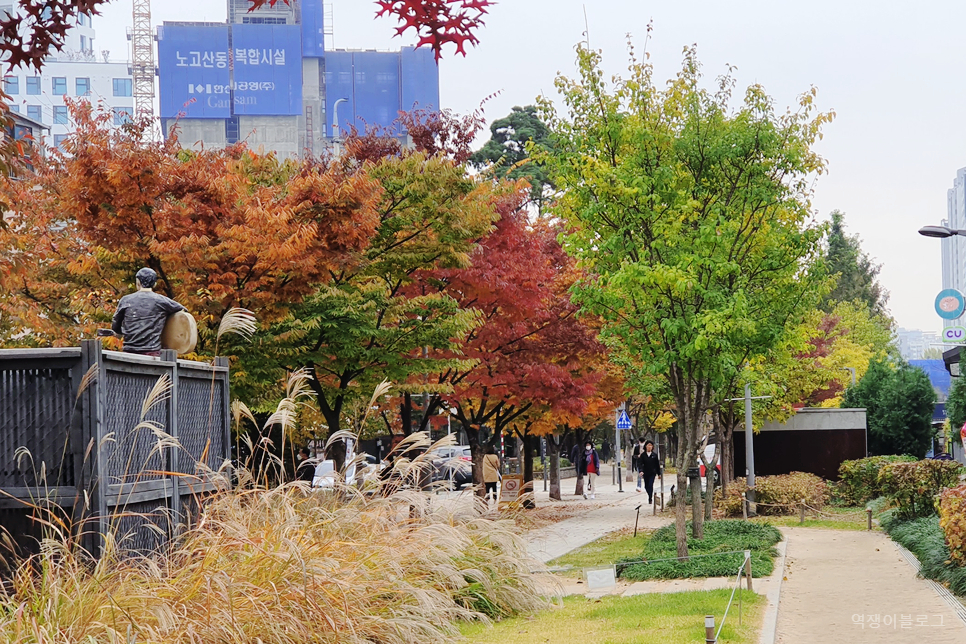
top-left (466, 423), bottom-right (486, 497)
top-left (548, 434), bottom-right (561, 500)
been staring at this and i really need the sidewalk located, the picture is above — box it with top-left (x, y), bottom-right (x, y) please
top-left (524, 471), bottom-right (674, 563)
top-left (774, 527), bottom-right (966, 643)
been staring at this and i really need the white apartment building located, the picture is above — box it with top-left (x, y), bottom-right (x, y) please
top-left (1, 9), bottom-right (133, 149)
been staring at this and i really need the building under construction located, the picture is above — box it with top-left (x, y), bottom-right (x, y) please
top-left (158, 0), bottom-right (440, 159)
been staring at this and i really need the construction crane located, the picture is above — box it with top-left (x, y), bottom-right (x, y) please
top-left (129, 0), bottom-right (155, 122)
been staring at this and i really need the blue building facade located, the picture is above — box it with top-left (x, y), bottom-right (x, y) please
top-left (156, 0), bottom-right (440, 158)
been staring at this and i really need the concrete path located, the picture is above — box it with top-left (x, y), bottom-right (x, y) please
top-left (524, 474), bottom-right (674, 563)
top-left (775, 528), bottom-right (966, 643)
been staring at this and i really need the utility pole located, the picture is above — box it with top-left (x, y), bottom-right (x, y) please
top-left (744, 384), bottom-right (755, 507)
top-left (130, 0), bottom-right (156, 123)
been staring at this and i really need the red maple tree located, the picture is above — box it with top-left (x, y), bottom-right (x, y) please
top-left (419, 188), bottom-right (604, 494)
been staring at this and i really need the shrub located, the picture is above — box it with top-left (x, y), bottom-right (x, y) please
top-left (837, 455), bottom-right (917, 506)
top-left (716, 472), bottom-right (829, 517)
top-left (939, 483), bottom-right (966, 566)
top-left (618, 520), bottom-right (781, 580)
top-left (878, 459), bottom-right (964, 518)
top-left (881, 511), bottom-right (966, 596)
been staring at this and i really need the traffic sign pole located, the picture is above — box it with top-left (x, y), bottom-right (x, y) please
top-left (616, 408), bottom-right (633, 493)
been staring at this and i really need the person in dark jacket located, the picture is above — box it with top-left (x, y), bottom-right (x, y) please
top-left (637, 440), bottom-right (661, 503)
top-left (296, 447), bottom-right (315, 482)
top-left (111, 267), bottom-right (185, 356)
top-left (577, 441), bottom-right (601, 500)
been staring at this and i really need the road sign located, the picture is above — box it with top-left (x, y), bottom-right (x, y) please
top-left (616, 410), bottom-right (633, 430)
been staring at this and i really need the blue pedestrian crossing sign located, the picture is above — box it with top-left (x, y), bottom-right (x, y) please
top-left (616, 410), bottom-right (633, 430)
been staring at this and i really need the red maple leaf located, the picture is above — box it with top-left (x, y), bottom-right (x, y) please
top-left (376, 0), bottom-right (494, 61)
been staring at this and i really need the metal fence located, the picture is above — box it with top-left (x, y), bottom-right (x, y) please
top-left (0, 339), bottom-right (230, 558)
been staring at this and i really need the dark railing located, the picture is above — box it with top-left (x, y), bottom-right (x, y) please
top-left (0, 339), bottom-right (230, 558)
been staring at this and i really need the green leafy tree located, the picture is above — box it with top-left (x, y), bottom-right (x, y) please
top-left (233, 148), bottom-right (499, 466)
top-left (946, 374), bottom-right (966, 446)
top-left (843, 359), bottom-right (937, 457)
top-left (470, 105), bottom-right (554, 213)
top-left (822, 211), bottom-right (889, 317)
top-left (539, 45), bottom-right (831, 556)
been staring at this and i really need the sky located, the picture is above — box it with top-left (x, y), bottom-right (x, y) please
top-left (88, 0), bottom-right (966, 334)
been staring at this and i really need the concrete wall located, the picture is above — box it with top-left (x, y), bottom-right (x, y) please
top-left (169, 119), bottom-right (226, 150)
top-left (239, 115), bottom-right (299, 159)
top-left (760, 408), bottom-right (867, 432)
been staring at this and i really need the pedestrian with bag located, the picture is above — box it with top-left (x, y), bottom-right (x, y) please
top-left (578, 440), bottom-right (601, 499)
top-left (482, 445), bottom-right (501, 503)
top-left (633, 436), bottom-right (646, 490)
top-left (638, 440), bottom-right (661, 503)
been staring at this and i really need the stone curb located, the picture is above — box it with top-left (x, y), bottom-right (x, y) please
top-left (759, 536), bottom-right (788, 644)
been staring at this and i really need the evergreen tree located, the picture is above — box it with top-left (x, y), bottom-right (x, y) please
top-left (470, 106), bottom-right (553, 212)
top-left (843, 359), bottom-right (936, 457)
top-left (823, 211), bottom-right (889, 316)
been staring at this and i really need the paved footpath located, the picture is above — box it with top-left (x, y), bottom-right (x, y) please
top-left (775, 528), bottom-right (966, 643)
top-left (524, 473), bottom-right (674, 563)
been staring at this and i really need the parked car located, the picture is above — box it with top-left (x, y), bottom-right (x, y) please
top-left (430, 446), bottom-right (473, 489)
top-left (698, 444), bottom-right (721, 485)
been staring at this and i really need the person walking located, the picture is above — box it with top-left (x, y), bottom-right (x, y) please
top-left (600, 439), bottom-right (611, 464)
top-left (638, 440), bottom-right (661, 504)
top-left (633, 436), bottom-right (646, 491)
top-left (482, 445), bottom-right (501, 503)
top-left (578, 440), bottom-right (601, 500)
top-left (296, 447), bottom-right (315, 483)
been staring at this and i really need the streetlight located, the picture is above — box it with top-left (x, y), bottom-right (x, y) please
top-left (918, 225), bottom-right (966, 238)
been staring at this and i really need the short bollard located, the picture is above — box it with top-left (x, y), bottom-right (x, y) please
top-left (799, 500), bottom-right (805, 525)
top-left (741, 493), bottom-right (748, 520)
top-left (744, 550), bottom-right (753, 592)
top-left (867, 508), bottom-right (873, 531)
top-left (634, 505), bottom-right (642, 537)
top-left (705, 615), bottom-right (715, 643)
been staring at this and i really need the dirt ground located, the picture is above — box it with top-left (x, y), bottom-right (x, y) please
top-left (776, 528), bottom-right (966, 643)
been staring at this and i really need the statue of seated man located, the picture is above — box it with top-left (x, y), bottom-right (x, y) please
top-left (111, 267), bottom-right (186, 356)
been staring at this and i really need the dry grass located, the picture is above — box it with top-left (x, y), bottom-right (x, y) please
top-left (0, 433), bottom-right (554, 643)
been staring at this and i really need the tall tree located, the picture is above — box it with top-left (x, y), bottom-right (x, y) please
top-left (822, 211), bottom-right (889, 316)
top-left (843, 359), bottom-right (936, 457)
top-left (540, 46), bottom-right (831, 556)
top-left (422, 192), bottom-right (604, 495)
top-left (471, 105), bottom-right (554, 213)
top-left (233, 137), bottom-right (500, 463)
top-left (0, 104), bottom-right (380, 348)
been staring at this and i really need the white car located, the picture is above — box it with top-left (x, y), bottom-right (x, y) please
top-left (312, 454), bottom-right (382, 488)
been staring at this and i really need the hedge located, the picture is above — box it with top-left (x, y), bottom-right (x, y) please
top-left (878, 459), bottom-right (964, 518)
top-left (717, 472), bottom-right (828, 517)
top-left (837, 455), bottom-right (917, 506)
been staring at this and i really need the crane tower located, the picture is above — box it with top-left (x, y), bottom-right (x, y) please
top-left (130, 0), bottom-right (155, 120)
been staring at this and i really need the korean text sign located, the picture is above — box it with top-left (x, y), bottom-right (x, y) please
top-left (158, 25), bottom-right (231, 119)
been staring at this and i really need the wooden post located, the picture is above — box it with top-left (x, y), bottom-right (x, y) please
top-left (744, 550), bottom-right (753, 591)
top-left (867, 508), bottom-right (873, 531)
top-left (742, 492), bottom-right (748, 520)
top-left (634, 505), bottom-right (641, 537)
top-left (799, 499), bottom-right (805, 525)
top-left (705, 615), bottom-right (715, 643)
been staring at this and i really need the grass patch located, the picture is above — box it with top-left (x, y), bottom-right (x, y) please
top-left (547, 528), bottom-right (652, 576)
top-left (460, 590), bottom-right (765, 644)
top-left (880, 510), bottom-right (966, 596)
top-left (749, 506), bottom-right (872, 531)
top-left (619, 520), bottom-right (781, 580)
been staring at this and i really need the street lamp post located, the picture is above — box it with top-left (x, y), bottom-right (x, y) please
top-left (918, 225), bottom-right (966, 238)
top-left (842, 367), bottom-right (856, 388)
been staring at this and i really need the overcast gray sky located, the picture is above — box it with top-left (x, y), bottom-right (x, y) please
top-left (91, 0), bottom-right (963, 334)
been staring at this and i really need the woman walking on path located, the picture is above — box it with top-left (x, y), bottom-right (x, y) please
top-left (578, 441), bottom-right (600, 499)
top-left (637, 440), bottom-right (661, 503)
top-left (482, 445), bottom-right (501, 502)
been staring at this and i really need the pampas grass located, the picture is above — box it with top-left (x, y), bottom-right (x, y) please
top-left (0, 428), bottom-right (554, 644)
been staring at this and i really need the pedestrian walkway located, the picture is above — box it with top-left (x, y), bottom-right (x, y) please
top-left (775, 528), bottom-right (966, 643)
top-left (524, 474), bottom-right (674, 563)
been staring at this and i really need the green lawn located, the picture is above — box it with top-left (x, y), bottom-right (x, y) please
top-left (460, 591), bottom-right (764, 644)
top-left (548, 528), bottom-right (650, 577)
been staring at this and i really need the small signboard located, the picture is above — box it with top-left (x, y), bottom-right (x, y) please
top-left (616, 410), bottom-right (633, 430)
top-left (585, 566), bottom-right (617, 591)
top-left (936, 289), bottom-right (966, 320)
top-left (943, 326), bottom-right (966, 343)
top-left (499, 475), bottom-right (524, 506)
